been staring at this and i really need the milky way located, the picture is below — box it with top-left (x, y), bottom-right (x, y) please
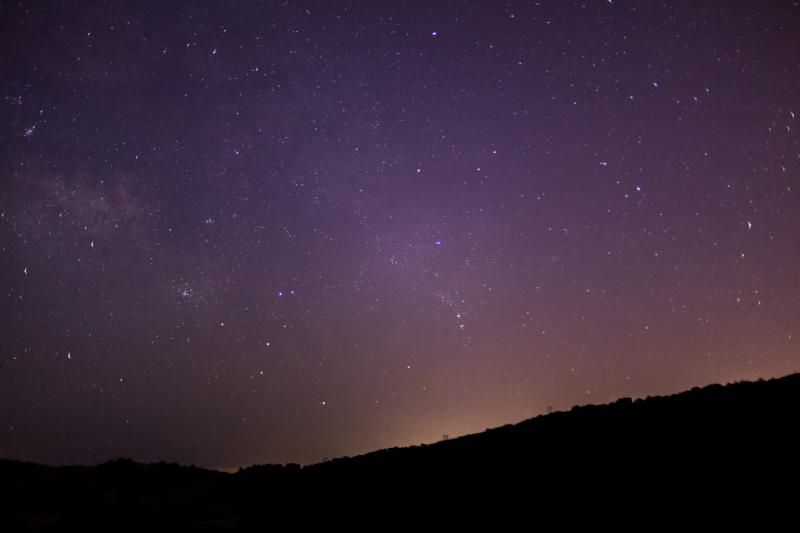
top-left (1, 1), bottom-right (799, 469)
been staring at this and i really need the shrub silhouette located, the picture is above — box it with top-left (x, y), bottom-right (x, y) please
top-left (2, 372), bottom-right (799, 527)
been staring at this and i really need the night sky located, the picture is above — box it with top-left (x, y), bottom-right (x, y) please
top-left (1, 1), bottom-right (799, 470)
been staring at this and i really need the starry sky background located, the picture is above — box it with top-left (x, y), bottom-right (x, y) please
top-left (1, 0), bottom-right (799, 470)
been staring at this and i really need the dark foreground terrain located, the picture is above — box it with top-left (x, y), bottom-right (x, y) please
top-left (3, 373), bottom-right (799, 528)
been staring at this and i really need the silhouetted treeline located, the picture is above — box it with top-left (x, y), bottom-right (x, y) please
top-left (3, 373), bottom-right (799, 528)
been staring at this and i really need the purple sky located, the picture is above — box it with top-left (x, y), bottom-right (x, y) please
top-left (1, 0), bottom-right (798, 469)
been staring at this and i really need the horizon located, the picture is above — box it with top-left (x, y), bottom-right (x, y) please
top-left (4, 369), bottom-right (795, 471)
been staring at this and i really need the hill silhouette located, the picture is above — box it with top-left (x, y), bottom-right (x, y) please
top-left (3, 373), bottom-right (799, 527)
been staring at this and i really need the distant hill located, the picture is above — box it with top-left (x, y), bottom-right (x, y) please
top-left (3, 373), bottom-right (799, 527)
